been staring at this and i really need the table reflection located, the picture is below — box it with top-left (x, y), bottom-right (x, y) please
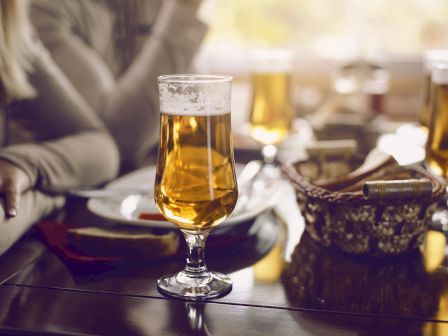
top-left (423, 231), bottom-right (448, 336)
top-left (253, 221), bottom-right (287, 283)
top-left (185, 303), bottom-right (212, 336)
top-left (422, 230), bottom-right (446, 272)
top-left (282, 232), bottom-right (448, 322)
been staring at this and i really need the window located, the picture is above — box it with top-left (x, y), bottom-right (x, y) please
top-left (197, 0), bottom-right (448, 72)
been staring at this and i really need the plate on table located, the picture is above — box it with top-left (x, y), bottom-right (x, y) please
top-left (87, 164), bottom-right (283, 229)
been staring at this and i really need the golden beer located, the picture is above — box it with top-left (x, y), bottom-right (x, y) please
top-left (249, 72), bottom-right (295, 145)
top-left (426, 82), bottom-right (448, 177)
top-left (421, 49), bottom-right (448, 128)
top-left (154, 112), bottom-right (238, 232)
top-left (420, 74), bottom-right (432, 128)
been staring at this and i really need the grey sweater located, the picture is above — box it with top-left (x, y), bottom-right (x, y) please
top-left (30, 0), bottom-right (208, 169)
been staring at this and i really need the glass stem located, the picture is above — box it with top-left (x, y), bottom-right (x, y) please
top-left (182, 230), bottom-right (210, 276)
top-left (261, 144), bottom-right (278, 165)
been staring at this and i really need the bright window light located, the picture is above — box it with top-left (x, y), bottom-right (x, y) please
top-left (197, 0), bottom-right (448, 72)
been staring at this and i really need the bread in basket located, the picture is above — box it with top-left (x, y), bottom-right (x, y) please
top-left (282, 150), bottom-right (446, 256)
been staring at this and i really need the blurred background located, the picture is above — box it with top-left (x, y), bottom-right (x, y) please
top-left (194, 0), bottom-right (448, 122)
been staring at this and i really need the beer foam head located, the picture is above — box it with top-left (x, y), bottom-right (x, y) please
top-left (432, 64), bottom-right (448, 84)
top-left (158, 75), bottom-right (232, 115)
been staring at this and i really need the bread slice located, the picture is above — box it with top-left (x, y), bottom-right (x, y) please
top-left (67, 226), bottom-right (179, 259)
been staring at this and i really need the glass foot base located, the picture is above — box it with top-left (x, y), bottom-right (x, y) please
top-left (157, 270), bottom-right (232, 300)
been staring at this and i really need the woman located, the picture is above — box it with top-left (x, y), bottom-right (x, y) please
top-left (31, 0), bottom-right (207, 171)
top-left (0, 0), bottom-right (119, 255)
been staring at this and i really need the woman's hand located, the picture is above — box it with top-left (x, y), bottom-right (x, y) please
top-left (0, 160), bottom-right (31, 218)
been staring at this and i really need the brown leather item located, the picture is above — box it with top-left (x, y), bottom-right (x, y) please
top-left (314, 150), bottom-right (399, 191)
top-left (363, 179), bottom-right (434, 201)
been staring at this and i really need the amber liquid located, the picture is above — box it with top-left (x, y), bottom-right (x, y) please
top-left (154, 112), bottom-right (238, 232)
top-left (249, 72), bottom-right (295, 145)
top-left (426, 84), bottom-right (448, 177)
top-left (421, 74), bottom-right (432, 128)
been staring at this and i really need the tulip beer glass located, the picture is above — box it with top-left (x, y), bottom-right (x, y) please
top-left (248, 50), bottom-right (295, 164)
top-left (155, 75), bottom-right (238, 299)
top-left (421, 49), bottom-right (448, 128)
top-left (426, 65), bottom-right (448, 177)
top-left (426, 65), bottom-right (448, 231)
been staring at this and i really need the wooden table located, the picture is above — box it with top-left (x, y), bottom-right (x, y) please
top-left (1, 173), bottom-right (448, 335)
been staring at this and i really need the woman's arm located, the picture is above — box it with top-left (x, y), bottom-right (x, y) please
top-left (0, 42), bottom-right (119, 252)
top-left (0, 43), bottom-right (120, 191)
top-left (30, 0), bottom-right (207, 169)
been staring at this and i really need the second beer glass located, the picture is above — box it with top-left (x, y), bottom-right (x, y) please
top-left (421, 49), bottom-right (448, 129)
top-left (426, 65), bottom-right (448, 176)
top-left (155, 75), bottom-right (237, 300)
top-left (249, 50), bottom-right (295, 164)
top-left (426, 64), bottom-right (448, 231)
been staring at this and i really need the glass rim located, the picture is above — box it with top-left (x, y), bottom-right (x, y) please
top-left (158, 74), bottom-right (233, 84)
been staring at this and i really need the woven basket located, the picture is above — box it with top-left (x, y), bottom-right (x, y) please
top-left (282, 157), bottom-right (447, 256)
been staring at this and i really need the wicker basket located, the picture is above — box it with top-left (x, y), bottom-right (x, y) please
top-left (282, 157), bottom-right (447, 256)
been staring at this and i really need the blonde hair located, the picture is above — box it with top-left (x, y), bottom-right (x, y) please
top-left (0, 0), bottom-right (35, 103)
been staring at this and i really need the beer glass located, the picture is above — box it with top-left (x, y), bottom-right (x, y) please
top-left (248, 50), bottom-right (295, 165)
top-left (421, 49), bottom-right (448, 129)
top-left (426, 64), bottom-right (448, 230)
top-left (155, 75), bottom-right (237, 299)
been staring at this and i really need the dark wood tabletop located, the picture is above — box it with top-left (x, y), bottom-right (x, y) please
top-left (1, 165), bottom-right (448, 335)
